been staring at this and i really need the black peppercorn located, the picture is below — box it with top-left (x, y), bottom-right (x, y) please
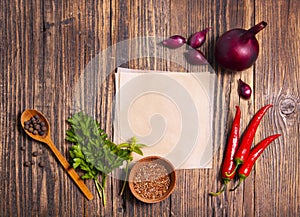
top-left (39, 161), bottom-right (46, 167)
top-left (34, 125), bottom-right (41, 130)
top-left (24, 115), bottom-right (47, 136)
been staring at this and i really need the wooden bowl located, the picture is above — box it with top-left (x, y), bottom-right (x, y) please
top-left (128, 156), bottom-right (176, 203)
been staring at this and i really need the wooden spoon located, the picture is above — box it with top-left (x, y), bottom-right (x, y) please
top-left (20, 109), bottom-right (93, 200)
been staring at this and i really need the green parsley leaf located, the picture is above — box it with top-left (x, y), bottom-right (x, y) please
top-left (66, 112), bottom-right (145, 206)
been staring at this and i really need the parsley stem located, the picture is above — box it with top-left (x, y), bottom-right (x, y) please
top-left (120, 160), bottom-right (129, 196)
top-left (101, 174), bottom-right (107, 206)
top-left (94, 178), bottom-right (103, 199)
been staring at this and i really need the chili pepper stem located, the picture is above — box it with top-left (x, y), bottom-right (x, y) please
top-left (225, 158), bottom-right (243, 177)
top-left (230, 175), bottom-right (246, 191)
top-left (209, 179), bottom-right (230, 196)
top-left (209, 184), bottom-right (227, 196)
top-left (225, 165), bottom-right (238, 177)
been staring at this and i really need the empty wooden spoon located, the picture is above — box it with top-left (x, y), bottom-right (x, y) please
top-left (20, 109), bottom-right (93, 200)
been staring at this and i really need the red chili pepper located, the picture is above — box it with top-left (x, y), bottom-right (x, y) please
top-left (209, 106), bottom-right (241, 196)
top-left (230, 134), bottom-right (281, 191)
top-left (226, 104), bottom-right (273, 177)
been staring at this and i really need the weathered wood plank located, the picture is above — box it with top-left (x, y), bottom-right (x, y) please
top-left (1, 0), bottom-right (44, 216)
top-left (34, 1), bottom-right (84, 216)
top-left (111, 1), bottom-right (178, 216)
top-left (172, 1), bottom-right (255, 217)
top-left (254, 0), bottom-right (300, 216)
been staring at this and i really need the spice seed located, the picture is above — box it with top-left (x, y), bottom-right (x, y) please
top-left (133, 162), bottom-right (171, 200)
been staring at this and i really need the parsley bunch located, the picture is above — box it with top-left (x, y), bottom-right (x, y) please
top-left (66, 112), bottom-right (145, 206)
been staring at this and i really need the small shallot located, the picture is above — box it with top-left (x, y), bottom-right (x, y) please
top-left (238, 79), bottom-right (252, 99)
top-left (162, 35), bottom-right (186, 49)
top-left (188, 27), bottom-right (211, 49)
top-left (185, 49), bottom-right (208, 65)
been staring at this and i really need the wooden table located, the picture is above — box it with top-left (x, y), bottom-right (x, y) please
top-left (1, 0), bottom-right (299, 216)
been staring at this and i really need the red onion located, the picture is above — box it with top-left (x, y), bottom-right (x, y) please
top-left (188, 27), bottom-right (211, 49)
top-left (238, 79), bottom-right (252, 99)
top-left (162, 35), bottom-right (186, 49)
top-left (215, 21), bottom-right (267, 71)
top-left (185, 49), bottom-right (208, 65)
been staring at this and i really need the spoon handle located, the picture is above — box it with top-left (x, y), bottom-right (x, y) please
top-left (44, 137), bottom-right (94, 200)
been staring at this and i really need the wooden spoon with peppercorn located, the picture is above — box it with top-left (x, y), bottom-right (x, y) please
top-left (20, 109), bottom-right (94, 201)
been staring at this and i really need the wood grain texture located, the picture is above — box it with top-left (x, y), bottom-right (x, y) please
top-left (1, 0), bottom-right (299, 216)
top-left (254, 1), bottom-right (300, 217)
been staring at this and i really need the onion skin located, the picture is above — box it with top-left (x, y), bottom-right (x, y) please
top-left (215, 21), bottom-right (267, 71)
top-left (162, 35), bottom-right (186, 49)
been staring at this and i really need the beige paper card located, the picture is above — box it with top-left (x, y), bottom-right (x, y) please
top-left (114, 68), bottom-right (215, 169)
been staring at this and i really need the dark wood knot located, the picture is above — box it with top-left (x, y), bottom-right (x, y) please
top-left (279, 98), bottom-right (296, 115)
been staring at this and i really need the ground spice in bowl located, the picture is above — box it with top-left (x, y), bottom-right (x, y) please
top-left (128, 156), bottom-right (176, 203)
